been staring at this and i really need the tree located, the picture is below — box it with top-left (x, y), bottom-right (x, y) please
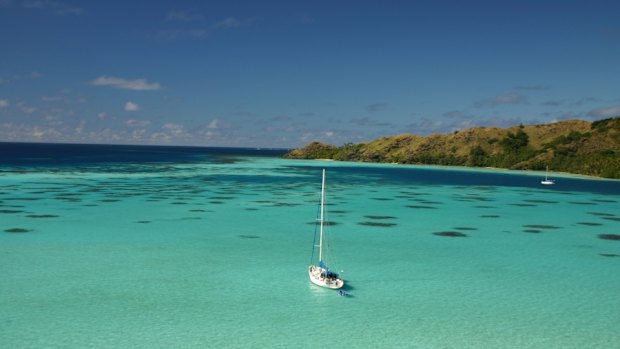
top-left (501, 129), bottom-right (529, 152)
top-left (468, 146), bottom-right (487, 167)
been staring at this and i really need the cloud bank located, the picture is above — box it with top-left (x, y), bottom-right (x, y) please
top-left (124, 101), bottom-right (140, 111)
top-left (91, 76), bottom-right (161, 91)
top-left (474, 93), bottom-right (527, 108)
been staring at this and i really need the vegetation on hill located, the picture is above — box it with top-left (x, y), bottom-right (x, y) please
top-left (284, 117), bottom-right (620, 179)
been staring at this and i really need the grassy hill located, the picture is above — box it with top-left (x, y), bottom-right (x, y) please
top-left (284, 117), bottom-right (620, 179)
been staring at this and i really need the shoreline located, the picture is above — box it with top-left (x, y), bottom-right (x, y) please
top-left (305, 158), bottom-right (619, 182)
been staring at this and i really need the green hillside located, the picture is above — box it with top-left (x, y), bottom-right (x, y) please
top-left (284, 117), bottom-right (620, 179)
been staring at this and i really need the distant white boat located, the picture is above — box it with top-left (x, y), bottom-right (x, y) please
top-left (541, 166), bottom-right (555, 185)
top-left (308, 169), bottom-right (345, 289)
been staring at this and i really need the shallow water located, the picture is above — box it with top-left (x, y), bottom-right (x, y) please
top-left (1, 143), bottom-right (619, 348)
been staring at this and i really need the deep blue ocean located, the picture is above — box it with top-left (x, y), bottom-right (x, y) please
top-left (0, 142), bottom-right (287, 165)
top-left (2, 142), bottom-right (618, 194)
top-left (1, 142), bottom-right (619, 348)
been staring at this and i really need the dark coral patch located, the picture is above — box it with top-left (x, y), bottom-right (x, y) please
top-left (577, 222), bottom-right (603, 226)
top-left (4, 197), bottom-right (41, 201)
top-left (588, 212), bottom-right (615, 217)
top-left (599, 253), bottom-right (620, 257)
top-left (26, 214), bottom-right (59, 218)
top-left (358, 222), bottom-right (397, 227)
top-left (238, 235), bottom-right (260, 239)
top-left (569, 202), bottom-right (596, 205)
top-left (602, 217), bottom-right (620, 222)
top-left (0, 210), bottom-right (23, 214)
top-left (592, 199), bottom-right (617, 203)
top-left (474, 205), bottom-right (495, 209)
top-left (523, 229), bottom-right (541, 233)
top-left (453, 227), bottom-right (478, 231)
top-left (136, 221), bottom-right (151, 224)
top-left (480, 215), bottom-right (500, 218)
top-left (524, 200), bottom-right (558, 204)
top-left (57, 197), bottom-right (82, 202)
top-left (510, 203), bottom-right (536, 207)
top-left (433, 231), bottom-right (467, 237)
top-left (5, 228), bottom-right (31, 233)
top-left (181, 217), bottom-right (202, 220)
top-left (364, 215), bottom-right (397, 220)
top-left (454, 195), bottom-right (494, 202)
top-left (523, 224), bottom-right (561, 229)
top-left (598, 234), bottom-right (620, 241)
top-left (309, 221), bottom-right (337, 226)
top-left (406, 205), bottom-right (437, 209)
top-left (371, 198), bottom-right (393, 201)
top-left (209, 201), bottom-right (224, 204)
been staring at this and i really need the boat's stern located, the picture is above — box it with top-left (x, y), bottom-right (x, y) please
top-left (308, 265), bottom-right (344, 289)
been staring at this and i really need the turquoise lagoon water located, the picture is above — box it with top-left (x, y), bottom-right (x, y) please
top-left (1, 144), bottom-right (619, 348)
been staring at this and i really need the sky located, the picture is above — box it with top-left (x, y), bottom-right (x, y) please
top-left (1, 0), bottom-right (619, 148)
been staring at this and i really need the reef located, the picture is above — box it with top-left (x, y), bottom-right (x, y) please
top-left (433, 231), bottom-right (468, 237)
top-left (358, 222), bottom-right (397, 227)
top-left (5, 228), bottom-right (31, 233)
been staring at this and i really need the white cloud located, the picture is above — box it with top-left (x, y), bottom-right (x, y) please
top-left (124, 101), bottom-right (140, 111)
top-left (32, 127), bottom-right (45, 138)
top-left (74, 120), bottom-right (85, 134)
top-left (207, 119), bottom-right (219, 129)
top-left (214, 17), bottom-right (242, 29)
top-left (443, 110), bottom-right (466, 118)
top-left (21, 106), bottom-right (37, 113)
top-left (151, 132), bottom-right (171, 142)
top-left (41, 95), bottom-right (64, 102)
top-left (474, 93), bottom-right (527, 108)
top-left (125, 119), bottom-right (150, 127)
top-left (0, 99), bottom-right (9, 107)
top-left (587, 105), bottom-right (620, 118)
top-left (91, 76), bottom-right (161, 91)
top-left (21, 0), bottom-right (83, 15)
top-left (365, 102), bottom-right (388, 112)
top-left (163, 123), bottom-right (185, 135)
top-left (0, 71), bottom-right (42, 85)
top-left (166, 10), bottom-right (204, 22)
top-left (158, 28), bottom-right (208, 40)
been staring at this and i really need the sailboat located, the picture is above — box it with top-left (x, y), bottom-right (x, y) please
top-left (541, 166), bottom-right (555, 185)
top-left (308, 169), bottom-right (345, 289)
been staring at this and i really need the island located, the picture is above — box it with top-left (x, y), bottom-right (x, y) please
top-left (284, 117), bottom-right (620, 179)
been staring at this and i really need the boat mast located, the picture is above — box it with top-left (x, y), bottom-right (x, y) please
top-left (319, 169), bottom-right (325, 262)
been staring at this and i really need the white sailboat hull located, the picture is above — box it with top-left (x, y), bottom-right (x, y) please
top-left (308, 265), bottom-right (344, 289)
top-left (541, 166), bottom-right (555, 185)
